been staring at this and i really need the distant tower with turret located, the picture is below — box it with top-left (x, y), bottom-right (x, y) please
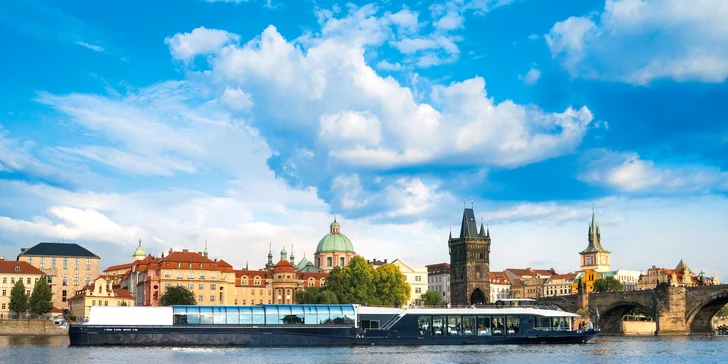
top-left (449, 200), bottom-right (491, 305)
top-left (579, 207), bottom-right (611, 272)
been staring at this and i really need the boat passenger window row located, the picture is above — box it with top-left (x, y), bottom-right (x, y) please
top-left (172, 305), bottom-right (355, 326)
top-left (417, 315), bottom-right (520, 337)
top-left (533, 316), bottom-right (573, 331)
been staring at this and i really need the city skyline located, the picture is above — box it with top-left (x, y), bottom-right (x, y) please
top-left (1, 0), bottom-right (726, 278)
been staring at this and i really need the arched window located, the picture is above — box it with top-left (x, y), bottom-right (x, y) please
top-left (340, 257), bottom-right (345, 266)
top-left (327, 257), bottom-right (333, 267)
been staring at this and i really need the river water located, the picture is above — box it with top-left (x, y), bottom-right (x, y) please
top-left (0, 335), bottom-right (726, 364)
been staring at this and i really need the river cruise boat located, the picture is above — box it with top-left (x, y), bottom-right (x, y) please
top-left (69, 299), bottom-right (597, 346)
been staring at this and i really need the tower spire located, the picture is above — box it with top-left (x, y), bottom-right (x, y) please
top-left (203, 238), bottom-right (208, 258)
top-left (290, 244), bottom-right (295, 266)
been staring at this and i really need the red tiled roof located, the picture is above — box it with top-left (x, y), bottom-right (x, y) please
top-left (103, 262), bottom-right (134, 273)
top-left (160, 250), bottom-right (214, 264)
top-left (0, 260), bottom-right (44, 275)
top-left (113, 289), bottom-right (134, 300)
top-left (426, 263), bottom-right (450, 272)
top-left (550, 273), bottom-right (577, 280)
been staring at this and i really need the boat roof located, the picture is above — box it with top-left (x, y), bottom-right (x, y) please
top-left (357, 306), bottom-right (580, 318)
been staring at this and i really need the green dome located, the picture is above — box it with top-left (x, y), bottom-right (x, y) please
top-left (315, 233), bottom-right (355, 253)
top-left (133, 239), bottom-right (146, 258)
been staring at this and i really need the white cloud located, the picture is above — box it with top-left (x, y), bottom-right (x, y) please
top-left (519, 67), bottom-right (541, 85)
top-left (165, 27), bottom-right (240, 62)
top-left (376, 60), bottom-right (403, 71)
top-left (580, 150), bottom-right (728, 193)
top-left (433, 11), bottom-right (464, 31)
top-left (319, 111), bottom-right (382, 147)
top-left (75, 41), bottom-right (104, 52)
top-left (220, 87), bottom-right (254, 111)
top-left (547, 0), bottom-right (728, 84)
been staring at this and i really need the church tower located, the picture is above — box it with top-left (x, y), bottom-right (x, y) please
top-left (579, 208), bottom-right (611, 272)
top-left (448, 202), bottom-right (491, 305)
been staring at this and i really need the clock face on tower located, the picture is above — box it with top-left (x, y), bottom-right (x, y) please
top-left (586, 256), bottom-right (593, 265)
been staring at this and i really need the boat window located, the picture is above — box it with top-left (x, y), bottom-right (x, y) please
top-left (252, 306), bottom-right (265, 325)
top-left (328, 305), bottom-right (344, 324)
top-left (199, 307), bottom-right (213, 325)
top-left (462, 316), bottom-right (475, 336)
top-left (226, 307), bottom-right (240, 324)
top-left (213, 307), bottom-right (226, 324)
top-left (447, 316), bottom-right (461, 336)
top-left (432, 316), bottom-right (445, 336)
top-left (173, 306), bottom-right (187, 324)
top-left (418, 316), bottom-right (431, 337)
top-left (265, 305), bottom-right (279, 325)
top-left (360, 320), bottom-right (379, 330)
top-left (239, 306), bottom-right (252, 324)
top-left (492, 316), bottom-right (505, 336)
top-left (476, 316), bottom-right (491, 336)
top-left (186, 306), bottom-right (200, 325)
top-left (278, 305), bottom-right (294, 324)
top-left (289, 305), bottom-right (305, 325)
top-left (507, 316), bottom-right (520, 335)
top-left (537, 317), bottom-right (550, 329)
top-left (342, 306), bottom-right (355, 325)
top-left (303, 305), bottom-right (317, 325)
top-left (318, 306), bottom-right (330, 325)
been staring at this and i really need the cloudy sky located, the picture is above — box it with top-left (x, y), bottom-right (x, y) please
top-left (0, 0), bottom-right (726, 277)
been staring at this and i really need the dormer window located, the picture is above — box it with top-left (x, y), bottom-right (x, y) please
top-left (14, 266), bottom-right (20, 272)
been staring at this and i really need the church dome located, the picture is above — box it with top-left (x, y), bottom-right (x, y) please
top-left (315, 219), bottom-right (355, 254)
top-left (133, 239), bottom-right (146, 260)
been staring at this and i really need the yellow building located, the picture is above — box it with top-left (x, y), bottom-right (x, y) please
top-left (17, 242), bottom-right (101, 309)
top-left (68, 276), bottom-right (134, 319)
top-left (0, 258), bottom-right (45, 319)
top-left (572, 269), bottom-right (599, 294)
top-left (391, 259), bottom-right (427, 306)
top-left (153, 249), bottom-right (237, 306)
top-left (579, 210), bottom-right (610, 272)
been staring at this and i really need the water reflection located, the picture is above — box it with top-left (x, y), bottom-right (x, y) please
top-left (0, 335), bottom-right (725, 364)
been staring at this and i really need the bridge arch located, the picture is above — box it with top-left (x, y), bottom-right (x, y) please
top-left (685, 287), bottom-right (728, 334)
top-left (594, 301), bottom-right (655, 334)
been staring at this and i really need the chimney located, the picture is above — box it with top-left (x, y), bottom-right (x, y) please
top-left (183, 249), bottom-right (189, 253)
top-left (384, 259), bottom-right (388, 264)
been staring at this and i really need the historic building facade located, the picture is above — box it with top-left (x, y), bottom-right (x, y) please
top-left (426, 263), bottom-right (451, 304)
top-left (489, 271), bottom-right (511, 302)
top-left (390, 259), bottom-right (427, 306)
top-left (543, 273), bottom-right (576, 297)
top-left (68, 276), bottom-right (134, 319)
top-left (314, 219), bottom-right (356, 272)
top-left (17, 242), bottom-right (100, 310)
top-left (579, 210), bottom-right (611, 272)
top-left (0, 257), bottom-right (45, 319)
top-left (448, 205), bottom-right (491, 305)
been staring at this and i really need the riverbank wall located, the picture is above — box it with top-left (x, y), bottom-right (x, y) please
top-left (622, 321), bottom-right (656, 335)
top-left (0, 320), bottom-right (68, 336)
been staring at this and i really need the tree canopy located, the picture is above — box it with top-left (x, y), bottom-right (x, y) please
top-left (593, 276), bottom-right (623, 293)
top-left (29, 276), bottom-right (53, 316)
top-left (322, 256), bottom-right (411, 306)
top-left (159, 286), bottom-right (197, 306)
top-left (421, 290), bottom-right (443, 307)
top-left (9, 280), bottom-right (29, 318)
top-left (717, 304), bottom-right (728, 318)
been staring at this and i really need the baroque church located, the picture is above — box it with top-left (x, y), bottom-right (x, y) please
top-left (448, 203), bottom-right (492, 305)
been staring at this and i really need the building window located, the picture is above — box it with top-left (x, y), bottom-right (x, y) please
top-left (415, 287), bottom-right (421, 294)
top-left (1, 290), bottom-right (5, 296)
top-left (28, 257), bottom-right (33, 264)
top-left (415, 276), bottom-right (422, 282)
top-left (176, 273), bottom-right (183, 279)
top-left (10, 277), bottom-right (15, 284)
top-left (86, 259), bottom-right (91, 270)
top-left (85, 275), bottom-right (90, 284)
top-left (104, 300), bottom-right (108, 306)
top-left (62, 290), bottom-right (67, 302)
top-left (327, 257), bottom-right (333, 267)
top-left (188, 284), bottom-right (194, 290)
top-left (47, 276), bottom-right (52, 284)
top-left (26, 277), bottom-right (31, 285)
top-left (1, 277), bottom-right (5, 284)
top-left (165, 283), bottom-right (171, 288)
top-left (62, 275), bottom-right (68, 286)
top-left (199, 284), bottom-right (204, 290)
top-left (75, 258), bottom-right (79, 270)
top-left (199, 274), bottom-right (205, 279)
top-left (1, 303), bottom-right (4, 310)
top-left (198, 295), bottom-right (204, 302)
top-left (210, 284), bottom-right (217, 290)
top-left (188, 273), bottom-right (194, 279)
top-left (340, 257), bottom-right (345, 266)
top-left (210, 295), bottom-right (215, 302)
top-left (63, 258), bottom-right (68, 270)
top-left (74, 274), bottom-right (79, 286)
top-left (51, 257), bottom-right (56, 269)
top-left (164, 272), bottom-right (172, 278)
top-left (210, 274), bottom-right (216, 279)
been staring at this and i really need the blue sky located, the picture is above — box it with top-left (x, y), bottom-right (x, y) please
top-left (1, 0), bottom-right (726, 277)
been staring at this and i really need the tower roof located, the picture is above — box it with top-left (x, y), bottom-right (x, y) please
top-left (676, 259), bottom-right (690, 271)
top-left (459, 208), bottom-right (478, 238)
top-left (581, 209), bottom-right (609, 254)
top-left (316, 219), bottom-right (355, 253)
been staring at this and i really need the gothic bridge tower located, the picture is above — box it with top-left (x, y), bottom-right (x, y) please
top-left (449, 202), bottom-right (491, 305)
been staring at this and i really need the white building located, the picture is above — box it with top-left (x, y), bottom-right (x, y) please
top-left (543, 273), bottom-right (577, 297)
top-left (426, 263), bottom-right (450, 304)
top-left (610, 269), bottom-right (642, 291)
top-left (391, 259), bottom-right (428, 306)
top-left (489, 272), bottom-right (511, 302)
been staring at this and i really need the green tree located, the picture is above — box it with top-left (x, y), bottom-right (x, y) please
top-left (593, 276), bottom-right (623, 293)
top-left (120, 301), bottom-right (129, 306)
top-left (421, 290), bottom-right (443, 307)
top-left (326, 256), bottom-right (377, 305)
top-left (29, 276), bottom-right (53, 317)
top-left (295, 286), bottom-right (320, 304)
top-left (159, 286), bottom-right (197, 306)
top-left (374, 263), bottom-right (411, 307)
top-left (9, 280), bottom-right (29, 318)
top-left (315, 290), bottom-right (339, 304)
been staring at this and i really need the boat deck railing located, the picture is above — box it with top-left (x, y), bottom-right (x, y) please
top-left (389, 304), bottom-right (564, 311)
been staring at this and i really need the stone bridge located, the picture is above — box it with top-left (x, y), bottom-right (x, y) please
top-left (536, 283), bottom-right (728, 335)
